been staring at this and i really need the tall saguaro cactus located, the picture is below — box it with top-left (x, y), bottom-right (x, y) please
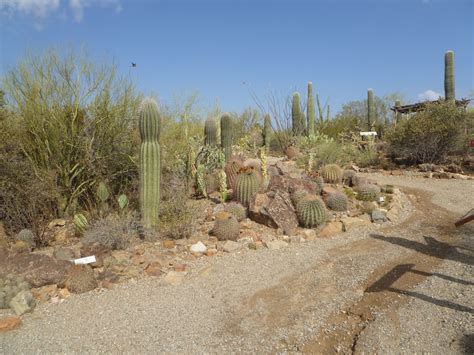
top-left (204, 118), bottom-right (217, 146)
top-left (307, 82), bottom-right (315, 136)
top-left (139, 98), bottom-right (161, 228)
top-left (367, 89), bottom-right (375, 131)
top-left (292, 92), bottom-right (304, 135)
top-left (263, 113), bottom-right (272, 150)
top-left (444, 50), bottom-right (455, 102)
top-left (394, 99), bottom-right (401, 126)
top-left (221, 113), bottom-right (233, 161)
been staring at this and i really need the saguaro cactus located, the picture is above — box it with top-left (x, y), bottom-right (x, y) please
top-left (444, 50), bottom-right (455, 102)
top-left (204, 118), bottom-right (217, 146)
top-left (394, 99), bottom-right (401, 125)
top-left (307, 82), bottom-right (315, 136)
top-left (139, 98), bottom-right (161, 228)
top-left (263, 113), bottom-right (272, 150)
top-left (367, 89), bottom-right (375, 131)
top-left (292, 92), bottom-right (304, 135)
top-left (220, 113), bottom-right (233, 161)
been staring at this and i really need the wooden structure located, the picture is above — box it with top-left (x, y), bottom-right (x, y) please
top-left (455, 208), bottom-right (474, 227)
top-left (391, 98), bottom-right (471, 115)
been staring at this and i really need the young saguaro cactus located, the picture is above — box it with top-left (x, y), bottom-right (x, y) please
top-left (444, 50), bottom-right (455, 102)
top-left (307, 82), bottom-right (315, 136)
top-left (221, 113), bottom-right (233, 161)
top-left (139, 98), bottom-right (161, 228)
top-left (263, 114), bottom-right (272, 150)
top-left (367, 88), bottom-right (375, 131)
top-left (204, 118), bottom-right (217, 146)
top-left (292, 92), bottom-right (305, 135)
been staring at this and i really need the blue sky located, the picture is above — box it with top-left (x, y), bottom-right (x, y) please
top-left (1, 0), bottom-right (472, 114)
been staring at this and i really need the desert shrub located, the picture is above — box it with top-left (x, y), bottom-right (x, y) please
top-left (159, 191), bottom-right (201, 240)
top-left (385, 102), bottom-right (470, 164)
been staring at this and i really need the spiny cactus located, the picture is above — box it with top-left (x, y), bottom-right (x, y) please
top-left (204, 172), bottom-right (218, 195)
top-left (352, 175), bottom-right (369, 187)
top-left (220, 113), bottom-right (233, 161)
top-left (218, 169), bottom-right (228, 202)
top-left (291, 189), bottom-right (309, 208)
top-left (212, 211), bottom-right (240, 241)
top-left (244, 159), bottom-right (263, 184)
top-left (234, 168), bottom-right (260, 206)
top-left (17, 229), bottom-right (35, 246)
top-left (259, 147), bottom-right (268, 184)
top-left (263, 114), bottom-right (272, 150)
top-left (444, 50), bottom-right (455, 102)
top-left (321, 164), bottom-right (343, 183)
top-left (224, 202), bottom-right (247, 222)
top-left (355, 184), bottom-right (380, 201)
top-left (307, 82), bottom-right (315, 136)
top-left (308, 172), bottom-right (324, 194)
top-left (292, 92), bottom-right (305, 135)
top-left (367, 89), bottom-right (375, 131)
top-left (139, 98), bottom-right (161, 228)
top-left (225, 155), bottom-right (244, 191)
top-left (327, 192), bottom-right (348, 211)
top-left (342, 169), bottom-right (357, 187)
top-left (204, 118), bottom-right (217, 146)
top-left (296, 196), bottom-right (326, 228)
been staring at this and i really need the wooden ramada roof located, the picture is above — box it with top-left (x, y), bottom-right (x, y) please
top-left (391, 98), bottom-right (471, 114)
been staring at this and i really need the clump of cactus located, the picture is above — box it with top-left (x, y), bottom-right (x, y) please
top-left (234, 168), bottom-right (260, 206)
top-left (0, 275), bottom-right (30, 309)
top-left (138, 98), bottom-right (161, 228)
top-left (224, 202), bottom-right (247, 222)
top-left (225, 155), bottom-right (244, 191)
top-left (342, 169), bottom-right (357, 187)
top-left (292, 92), bottom-right (305, 135)
top-left (204, 118), bottom-right (217, 146)
top-left (291, 189), bottom-right (309, 208)
top-left (212, 211), bottom-right (240, 241)
top-left (308, 172), bottom-right (324, 194)
top-left (444, 50), bottom-right (455, 102)
top-left (16, 229), bottom-right (35, 247)
top-left (307, 82), bottom-right (315, 136)
top-left (263, 114), bottom-right (272, 150)
top-left (352, 175), bottom-right (369, 187)
top-left (367, 88), bottom-right (375, 131)
top-left (355, 184), bottom-right (381, 201)
top-left (321, 164), bottom-right (343, 183)
top-left (327, 192), bottom-right (348, 211)
top-left (220, 113), bottom-right (233, 161)
top-left (204, 172), bottom-right (218, 195)
top-left (296, 196), bottom-right (327, 228)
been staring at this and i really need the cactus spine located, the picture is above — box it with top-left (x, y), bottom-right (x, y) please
top-left (234, 170), bottom-right (260, 206)
top-left (367, 89), bottom-right (375, 131)
top-left (292, 92), bottom-right (304, 135)
top-left (444, 50), bottom-right (455, 102)
top-left (204, 118), bottom-right (217, 146)
top-left (307, 82), bottom-right (315, 136)
top-left (220, 113), bottom-right (233, 161)
top-left (263, 114), bottom-right (272, 150)
top-left (139, 98), bottom-right (161, 228)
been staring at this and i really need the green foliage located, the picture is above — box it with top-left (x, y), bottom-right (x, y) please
top-left (139, 98), bottom-right (161, 228)
top-left (221, 113), bottom-right (233, 161)
top-left (326, 192), bottom-right (348, 211)
top-left (385, 102), bottom-right (470, 164)
top-left (321, 164), bottom-right (343, 183)
top-left (73, 213), bottom-right (88, 233)
top-left (355, 184), bottom-right (380, 201)
top-left (117, 194), bottom-right (129, 210)
top-left (234, 170), bottom-right (260, 206)
top-left (444, 50), bottom-right (455, 101)
top-left (212, 211), bottom-right (240, 241)
top-left (296, 197), bottom-right (326, 228)
top-left (224, 202), bottom-right (247, 222)
top-left (292, 92), bottom-right (305, 135)
top-left (204, 118), bottom-right (217, 146)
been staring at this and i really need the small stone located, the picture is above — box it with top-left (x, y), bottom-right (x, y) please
top-left (131, 254), bottom-right (145, 266)
top-left (9, 290), bottom-right (35, 316)
top-left (164, 271), bottom-right (185, 286)
top-left (173, 264), bottom-right (186, 272)
top-left (162, 240), bottom-right (175, 249)
top-left (111, 250), bottom-right (131, 264)
top-left (319, 221), bottom-right (343, 238)
top-left (302, 229), bottom-right (317, 241)
top-left (33, 284), bottom-right (58, 303)
top-left (289, 236), bottom-right (305, 243)
top-left (265, 240), bottom-right (288, 250)
top-left (237, 236), bottom-right (253, 244)
top-left (205, 249), bottom-right (217, 256)
top-left (0, 317), bottom-right (21, 332)
top-left (58, 288), bottom-right (71, 299)
top-left (145, 261), bottom-right (163, 276)
top-left (53, 247), bottom-right (75, 262)
top-left (222, 240), bottom-right (241, 253)
top-left (190, 241), bottom-right (207, 254)
top-left (371, 210), bottom-right (388, 223)
top-left (341, 216), bottom-right (371, 232)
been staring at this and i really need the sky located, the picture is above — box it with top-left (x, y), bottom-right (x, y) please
top-left (0, 0), bottom-right (473, 114)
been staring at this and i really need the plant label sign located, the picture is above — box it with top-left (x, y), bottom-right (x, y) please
top-left (360, 131), bottom-right (378, 136)
top-left (73, 255), bottom-right (96, 265)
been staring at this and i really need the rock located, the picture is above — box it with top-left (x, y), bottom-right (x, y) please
top-left (0, 317), bottom-right (21, 332)
top-left (32, 284), bottom-right (58, 303)
top-left (433, 171), bottom-right (450, 179)
top-left (0, 250), bottom-right (71, 288)
top-left (190, 241), bottom-right (207, 254)
top-left (371, 210), bottom-right (388, 223)
top-left (319, 221), bottom-right (343, 238)
top-left (53, 247), bottom-right (75, 262)
top-left (265, 240), bottom-right (288, 250)
top-left (302, 229), bottom-right (317, 240)
top-left (289, 235), bottom-right (305, 243)
top-left (80, 243), bottom-right (110, 268)
top-left (173, 264), bottom-right (186, 272)
top-left (46, 219), bottom-right (75, 245)
top-left (11, 240), bottom-right (31, 253)
top-left (164, 271), bottom-right (185, 286)
top-left (145, 261), bottom-right (163, 277)
top-left (111, 250), bottom-right (131, 264)
top-left (162, 240), bottom-right (176, 249)
top-left (341, 216), bottom-right (371, 232)
top-left (65, 265), bottom-right (98, 294)
top-left (205, 248), bottom-right (218, 256)
top-left (387, 205), bottom-right (401, 222)
top-left (58, 288), bottom-right (71, 299)
top-left (451, 173), bottom-right (469, 180)
top-left (9, 290), bottom-right (35, 316)
top-left (222, 240), bottom-right (241, 253)
top-left (248, 241), bottom-right (263, 250)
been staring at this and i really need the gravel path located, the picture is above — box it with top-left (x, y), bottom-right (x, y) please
top-left (1, 174), bottom-right (473, 354)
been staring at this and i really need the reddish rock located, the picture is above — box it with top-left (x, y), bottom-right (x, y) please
top-left (318, 221), bottom-right (343, 238)
top-left (162, 240), bottom-right (175, 249)
top-left (145, 261), bottom-right (163, 277)
top-left (80, 243), bottom-right (110, 268)
top-left (205, 249), bottom-right (218, 256)
top-left (131, 254), bottom-right (146, 266)
top-left (173, 263), bottom-right (186, 272)
top-left (65, 265), bottom-right (98, 294)
top-left (0, 317), bottom-right (21, 333)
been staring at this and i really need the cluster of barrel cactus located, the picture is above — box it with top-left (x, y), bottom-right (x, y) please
top-left (212, 211), bottom-right (240, 241)
top-left (321, 164), bottom-right (343, 183)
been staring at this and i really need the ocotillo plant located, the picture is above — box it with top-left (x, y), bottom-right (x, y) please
top-left (444, 50), bottom-right (455, 102)
top-left (139, 98), bottom-right (161, 228)
top-left (221, 113), bottom-right (233, 161)
top-left (263, 113), bottom-right (272, 150)
top-left (292, 92), bottom-right (304, 135)
top-left (204, 118), bottom-right (217, 146)
top-left (367, 89), bottom-right (375, 131)
top-left (307, 82), bottom-right (315, 136)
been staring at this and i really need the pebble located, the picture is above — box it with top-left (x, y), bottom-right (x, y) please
top-left (190, 241), bottom-right (207, 254)
top-left (9, 290), bottom-right (35, 316)
top-left (265, 240), bottom-right (288, 250)
top-left (222, 241), bottom-right (241, 253)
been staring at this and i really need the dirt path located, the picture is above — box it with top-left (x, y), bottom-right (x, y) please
top-left (1, 174), bottom-right (473, 354)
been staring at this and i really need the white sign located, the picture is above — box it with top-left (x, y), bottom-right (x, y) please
top-left (360, 131), bottom-right (378, 136)
top-left (73, 255), bottom-right (96, 265)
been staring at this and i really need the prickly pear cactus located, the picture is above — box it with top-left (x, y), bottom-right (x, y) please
top-left (296, 196), bottom-right (326, 228)
top-left (221, 113), bottom-right (233, 161)
top-left (321, 164), bottom-right (343, 183)
top-left (342, 169), bottom-right (357, 187)
top-left (327, 192), bottom-right (348, 211)
top-left (355, 184), bottom-right (380, 201)
top-left (224, 202), bottom-right (247, 222)
top-left (234, 169), bottom-right (260, 206)
top-left (204, 118), bottom-right (217, 146)
top-left (225, 155), bottom-right (244, 191)
top-left (212, 211), bottom-right (240, 241)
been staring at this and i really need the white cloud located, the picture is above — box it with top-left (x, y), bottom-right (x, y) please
top-left (69, 0), bottom-right (121, 22)
top-left (418, 90), bottom-right (442, 101)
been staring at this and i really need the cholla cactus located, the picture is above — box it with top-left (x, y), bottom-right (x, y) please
top-left (306, 152), bottom-right (314, 174)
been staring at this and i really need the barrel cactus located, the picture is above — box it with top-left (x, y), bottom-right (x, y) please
top-left (352, 175), bottom-right (369, 187)
top-left (244, 159), bottom-right (263, 184)
top-left (342, 169), bottom-right (357, 187)
top-left (212, 211), bottom-right (240, 241)
top-left (355, 184), bottom-right (380, 201)
top-left (224, 202), bottom-right (247, 222)
top-left (234, 168), bottom-right (260, 206)
top-left (321, 164), bottom-right (343, 183)
top-left (327, 192), bottom-right (348, 211)
top-left (225, 155), bottom-right (244, 191)
top-left (16, 229), bottom-right (35, 247)
top-left (296, 196), bottom-right (327, 228)
top-left (444, 50), bottom-right (455, 102)
top-left (204, 118), bottom-right (217, 146)
top-left (139, 98), bottom-right (161, 228)
top-left (291, 189), bottom-right (309, 208)
top-left (220, 113), bottom-right (233, 161)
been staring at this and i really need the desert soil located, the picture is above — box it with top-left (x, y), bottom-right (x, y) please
top-left (1, 173), bottom-right (473, 354)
